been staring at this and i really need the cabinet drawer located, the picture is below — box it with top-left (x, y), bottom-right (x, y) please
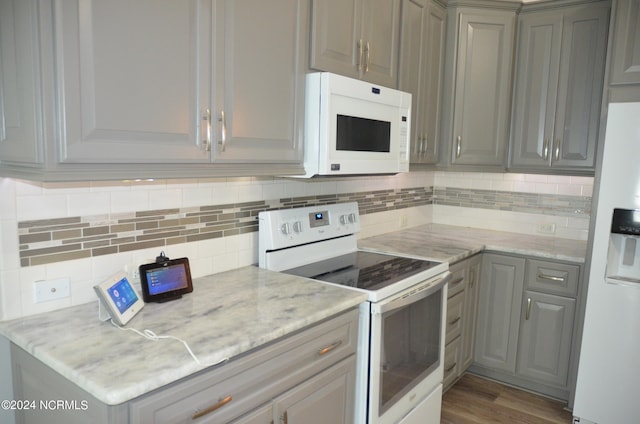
top-left (129, 309), bottom-right (359, 424)
top-left (443, 336), bottom-right (461, 390)
top-left (446, 292), bottom-right (465, 345)
top-left (448, 262), bottom-right (467, 298)
top-left (525, 259), bottom-right (580, 297)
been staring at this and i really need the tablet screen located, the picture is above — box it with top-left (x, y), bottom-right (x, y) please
top-left (146, 263), bottom-right (189, 295)
top-left (108, 275), bottom-right (140, 314)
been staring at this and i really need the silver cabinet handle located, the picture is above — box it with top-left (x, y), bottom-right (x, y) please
top-left (537, 273), bottom-right (565, 283)
top-left (364, 41), bottom-right (370, 73)
top-left (192, 395), bottom-right (232, 420)
top-left (448, 317), bottom-right (461, 326)
top-left (470, 269), bottom-right (476, 288)
top-left (450, 276), bottom-right (464, 287)
top-left (543, 138), bottom-right (549, 160)
top-left (456, 136), bottom-right (462, 158)
top-left (445, 362), bottom-right (457, 373)
top-left (202, 108), bottom-right (212, 152)
top-left (357, 39), bottom-right (364, 72)
top-left (218, 110), bottom-right (227, 152)
top-left (554, 139), bottom-right (561, 161)
top-left (526, 297), bottom-right (532, 320)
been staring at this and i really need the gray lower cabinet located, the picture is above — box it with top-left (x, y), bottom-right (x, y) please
top-left (310, 0), bottom-right (401, 87)
top-left (609, 0), bottom-right (640, 84)
top-left (441, 2), bottom-right (517, 168)
top-left (472, 253), bottom-right (581, 401)
top-left (398, 0), bottom-right (446, 165)
top-left (443, 254), bottom-right (481, 391)
top-left (11, 309), bottom-right (359, 424)
top-left (509, 1), bottom-right (610, 173)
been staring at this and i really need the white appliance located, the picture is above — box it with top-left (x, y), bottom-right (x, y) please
top-left (573, 102), bottom-right (640, 423)
top-left (258, 202), bottom-right (450, 423)
top-left (300, 72), bottom-right (412, 177)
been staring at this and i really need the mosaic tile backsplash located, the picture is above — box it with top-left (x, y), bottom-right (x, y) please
top-left (18, 187), bottom-right (433, 267)
top-left (17, 185), bottom-right (591, 267)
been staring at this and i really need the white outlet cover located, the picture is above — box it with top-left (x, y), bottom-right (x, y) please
top-left (34, 278), bottom-right (71, 303)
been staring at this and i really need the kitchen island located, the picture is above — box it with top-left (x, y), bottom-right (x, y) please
top-left (0, 266), bottom-right (367, 423)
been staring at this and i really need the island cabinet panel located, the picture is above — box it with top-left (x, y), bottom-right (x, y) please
top-left (11, 309), bottom-right (359, 424)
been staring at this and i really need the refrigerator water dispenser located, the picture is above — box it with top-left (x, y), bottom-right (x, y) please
top-left (606, 208), bottom-right (640, 286)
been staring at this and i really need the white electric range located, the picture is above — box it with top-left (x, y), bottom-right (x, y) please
top-left (258, 202), bottom-right (450, 424)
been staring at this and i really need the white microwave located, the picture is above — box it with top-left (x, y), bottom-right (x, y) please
top-left (300, 72), bottom-right (411, 177)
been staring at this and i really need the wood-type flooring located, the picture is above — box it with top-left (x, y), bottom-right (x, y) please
top-left (441, 374), bottom-right (574, 424)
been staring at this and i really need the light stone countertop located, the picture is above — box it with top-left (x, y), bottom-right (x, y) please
top-left (359, 224), bottom-right (587, 264)
top-left (0, 266), bottom-right (367, 406)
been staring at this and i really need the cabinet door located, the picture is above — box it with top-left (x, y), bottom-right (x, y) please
top-left (516, 291), bottom-right (575, 387)
top-left (475, 254), bottom-right (525, 373)
top-left (451, 11), bottom-right (515, 166)
top-left (400, 0), bottom-right (445, 164)
top-left (0, 0), bottom-right (43, 164)
top-left (552, 4), bottom-right (608, 169)
top-left (54, 0), bottom-right (212, 164)
top-left (274, 357), bottom-right (356, 424)
top-left (360, 0), bottom-right (401, 87)
top-left (509, 12), bottom-right (562, 168)
top-left (212, 0), bottom-right (306, 163)
top-left (309, 0), bottom-right (361, 80)
top-left (609, 0), bottom-right (640, 84)
top-left (461, 254), bottom-right (481, 371)
top-left (231, 404), bottom-right (272, 424)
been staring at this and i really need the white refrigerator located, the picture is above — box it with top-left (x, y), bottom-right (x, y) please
top-left (573, 102), bottom-right (640, 423)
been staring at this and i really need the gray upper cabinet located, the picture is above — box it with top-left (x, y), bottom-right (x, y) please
top-left (441, 3), bottom-right (517, 167)
top-left (211, 0), bottom-right (306, 164)
top-left (55, 0), bottom-right (212, 164)
top-left (509, 1), bottom-right (610, 173)
top-left (310, 0), bottom-right (401, 87)
top-left (0, 0), bottom-right (43, 165)
top-left (609, 0), bottom-right (640, 85)
top-left (0, 0), bottom-right (307, 181)
top-left (398, 0), bottom-right (446, 164)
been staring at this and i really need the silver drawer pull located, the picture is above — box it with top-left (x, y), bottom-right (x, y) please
top-left (526, 298), bottom-right (532, 321)
top-left (192, 395), bottom-right (232, 420)
top-left (445, 362), bottom-right (457, 373)
top-left (537, 273), bottom-right (565, 283)
top-left (318, 340), bottom-right (342, 356)
top-left (448, 317), bottom-right (461, 326)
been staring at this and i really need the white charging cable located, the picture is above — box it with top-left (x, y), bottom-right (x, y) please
top-left (109, 319), bottom-right (228, 368)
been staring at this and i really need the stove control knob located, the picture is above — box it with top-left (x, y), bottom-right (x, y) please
top-left (348, 213), bottom-right (357, 224)
top-left (280, 223), bottom-right (291, 235)
top-left (292, 221), bottom-right (302, 233)
top-left (339, 214), bottom-right (348, 225)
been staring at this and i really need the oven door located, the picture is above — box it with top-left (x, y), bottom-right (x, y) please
top-left (368, 272), bottom-right (449, 424)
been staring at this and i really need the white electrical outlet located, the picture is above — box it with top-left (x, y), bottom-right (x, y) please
top-left (536, 223), bottom-right (557, 235)
top-left (34, 278), bottom-right (70, 303)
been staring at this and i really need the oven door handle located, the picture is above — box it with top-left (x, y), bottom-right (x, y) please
top-left (374, 271), bottom-right (452, 315)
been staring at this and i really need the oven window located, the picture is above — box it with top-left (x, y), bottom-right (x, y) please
top-left (336, 115), bottom-right (391, 152)
top-left (379, 286), bottom-right (442, 414)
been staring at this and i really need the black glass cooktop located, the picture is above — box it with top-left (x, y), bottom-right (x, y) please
top-left (283, 250), bottom-right (441, 292)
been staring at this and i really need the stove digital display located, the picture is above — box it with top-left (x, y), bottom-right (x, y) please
top-left (309, 210), bottom-right (330, 228)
